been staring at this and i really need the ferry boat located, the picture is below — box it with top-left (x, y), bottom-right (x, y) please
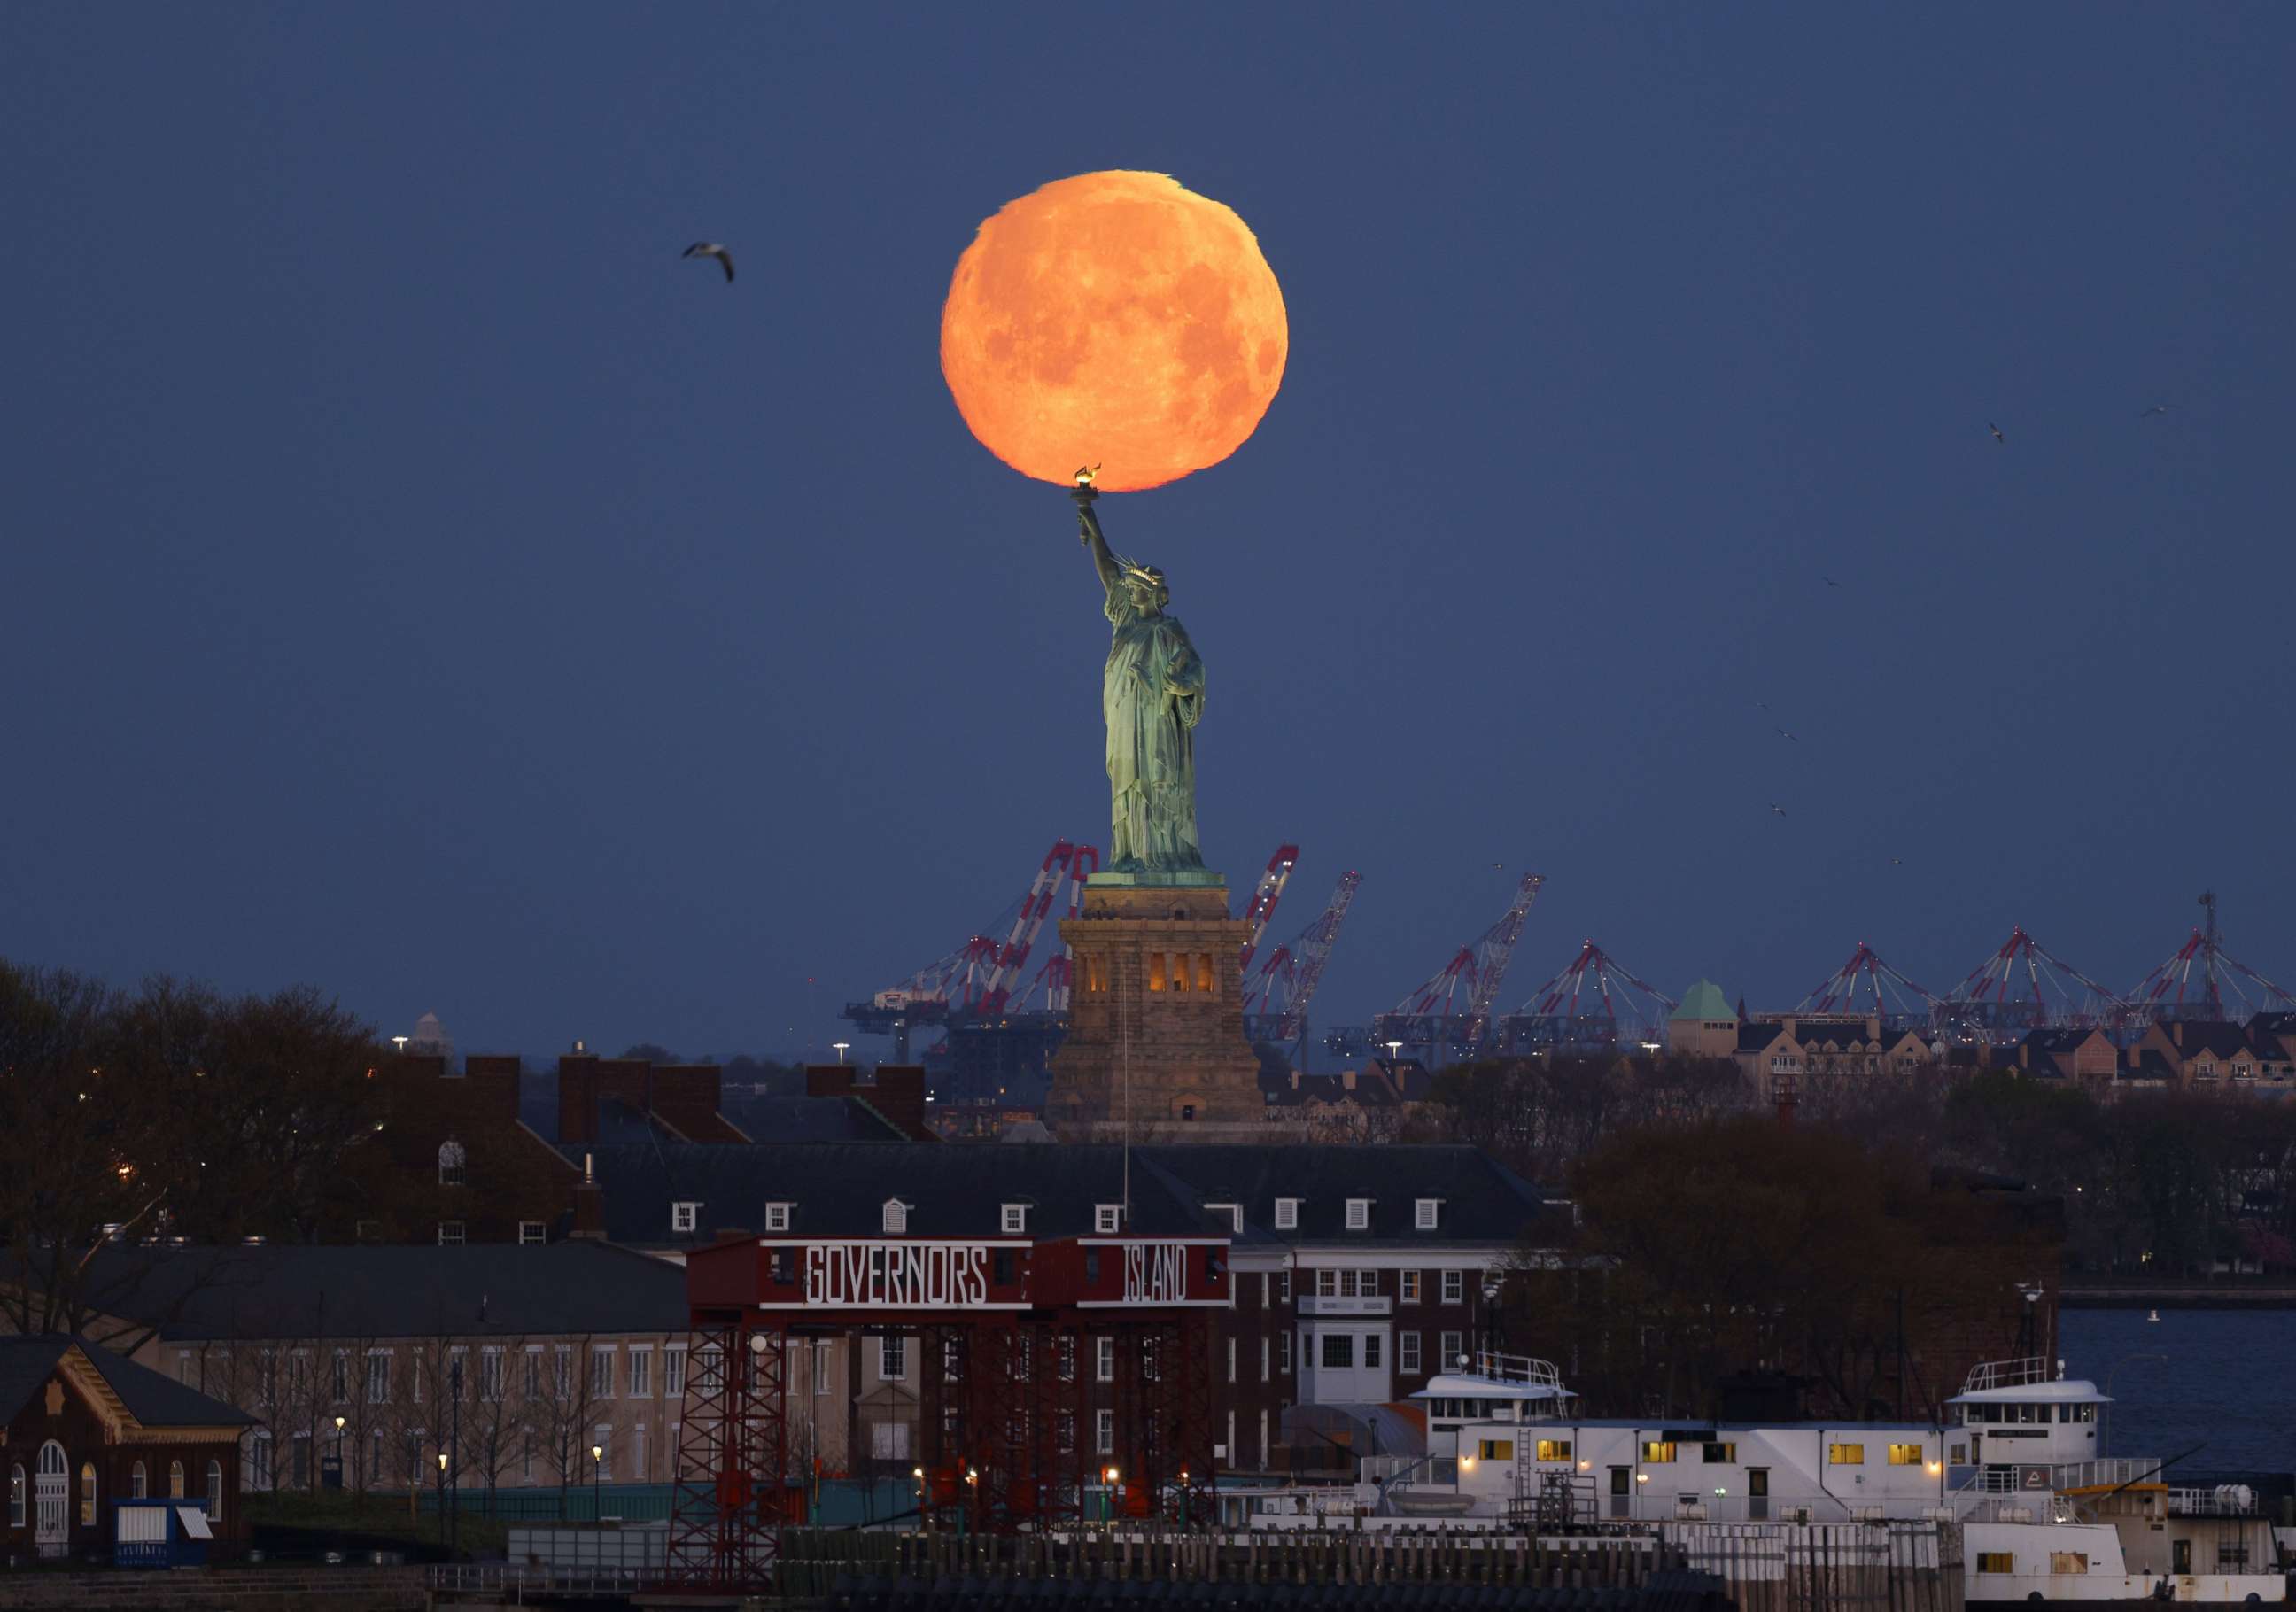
top-left (1240, 1352), bottom-right (2284, 1607)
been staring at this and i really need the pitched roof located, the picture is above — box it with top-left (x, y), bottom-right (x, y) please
top-left (81, 1243), bottom-right (690, 1342)
top-left (0, 1337), bottom-right (255, 1430)
top-left (1671, 980), bottom-right (1734, 1023)
top-left (572, 1142), bottom-right (1208, 1249)
top-left (1737, 1021), bottom-right (1794, 1052)
top-left (1136, 1144), bottom-right (1550, 1247)
top-left (717, 1093), bottom-right (908, 1143)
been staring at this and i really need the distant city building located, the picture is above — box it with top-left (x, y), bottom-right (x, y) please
top-left (408, 1011), bottom-right (454, 1061)
top-left (1664, 979), bottom-right (1737, 1058)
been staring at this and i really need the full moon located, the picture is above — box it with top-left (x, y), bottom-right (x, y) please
top-left (941, 171), bottom-right (1287, 492)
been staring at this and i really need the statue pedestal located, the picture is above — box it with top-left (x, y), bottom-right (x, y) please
top-left (1043, 877), bottom-right (1273, 1143)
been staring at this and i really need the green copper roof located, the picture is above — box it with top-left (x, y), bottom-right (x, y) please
top-left (1671, 980), bottom-right (1734, 1022)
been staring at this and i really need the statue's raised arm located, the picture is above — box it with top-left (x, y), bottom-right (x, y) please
top-left (1073, 486), bottom-right (1122, 595)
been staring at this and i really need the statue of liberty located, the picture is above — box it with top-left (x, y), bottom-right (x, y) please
top-left (1073, 484), bottom-right (1206, 877)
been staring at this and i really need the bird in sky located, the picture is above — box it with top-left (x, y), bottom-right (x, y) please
top-left (2139, 403), bottom-right (2173, 419)
top-left (1890, 856), bottom-right (1904, 865)
top-left (681, 242), bottom-right (735, 283)
top-left (1821, 575), bottom-right (1842, 589)
top-left (1768, 802), bottom-right (1788, 818)
top-left (1774, 727), bottom-right (1799, 742)
top-left (1989, 422), bottom-right (2005, 444)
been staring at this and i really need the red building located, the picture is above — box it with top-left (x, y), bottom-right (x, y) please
top-left (0, 1336), bottom-right (254, 1562)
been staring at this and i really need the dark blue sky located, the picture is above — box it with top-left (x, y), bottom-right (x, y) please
top-left (5, 4), bottom-right (2292, 1060)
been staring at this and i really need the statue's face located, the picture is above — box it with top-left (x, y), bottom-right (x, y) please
top-left (1124, 570), bottom-right (1169, 616)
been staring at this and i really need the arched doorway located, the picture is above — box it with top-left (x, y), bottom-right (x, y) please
top-left (34, 1440), bottom-right (67, 1557)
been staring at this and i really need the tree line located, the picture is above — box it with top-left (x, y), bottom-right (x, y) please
top-left (1412, 1053), bottom-right (2296, 1279)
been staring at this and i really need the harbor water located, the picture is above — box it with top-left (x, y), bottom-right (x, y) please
top-left (2060, 1306), bottom-right (2296, 1472)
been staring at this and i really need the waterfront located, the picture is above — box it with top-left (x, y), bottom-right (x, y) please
top-left (2061, 1306), bottom-right (2296, 1472)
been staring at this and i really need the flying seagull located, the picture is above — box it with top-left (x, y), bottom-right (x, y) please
top-left (1074, 464), bottom-right (1100, 487)
top-left (1890, 856), bottom-right (1904, 865)
top-left (1768, 802), bottom-right (1788, 818)
top-left (682, 242), bottom-right (734, 283)
top-left (1821, 575), bottom-right (1842, 589)
top-left (1989, 422), bottom-right (2005, 444)
top-left (1774, 727), bottom-right (1799, 742)
top-left (2139, 403), bottom-right (2173, 419)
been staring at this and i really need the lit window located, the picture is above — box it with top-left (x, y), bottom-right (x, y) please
top-left (1975, 1554), bottom-right (2014, 1575)
top-left (1274, 1198), bottom-right (1299, 1230)
top-left (1888, 1444), bottom-right (1924, 1466)
top-left (437, 1139), bottom-right (466, 1185)
top-left (765, 1203), bottom-right (792, 1233)
top-left (881, 1200), bottom-right (908, 1235)
top-left (1478, 1439), bottom-right (1515, 1461)
top-left (2052, 1554), bottom-right (2090, 1576)
top-left (1346, 1199), bottom-right (1369, 1229)
top-left (1827, 1443), bottom-right (1866, 1465)
top-left (1535, 1439), bottom-right (1571, 1461)
top-left (1642, 1441), bottom-right (1678, 1463)
top-left (671, 1202), bottom-right (700, 1234)
top-left (1703, 1442), bottom-right (1737, 1462)
top-left (80, 1462), bottom-right (98, 1524)
top-left (1001, 1204), bottom-right (1027, 1234)
top-left (1400, 1270), bottom-right (1422, 1304)
top-left (1094, 1204), bottom-right (1121, 1234)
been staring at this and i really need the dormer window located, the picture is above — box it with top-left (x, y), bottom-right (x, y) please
top-left (882, 1200), bottom-right (910, 1236)
top-left (1346, 1198), bottom-right (1370, 1230)
top-left (1001, 1204), bottom-right (1028, 1235)
top-left (1207, 1203), bottom-right (1243, 1234)
top-left (1415, 1197), bottom-right (1441, 1229)
top-left (1274, 1198), bottom-right (1300, 1230)
top-left (764, 1202), bottom-right (792, 1233)
top-left (437, 1140), bottom-right (467, 1186)
top-left (671, 1202), bottom-right (700, 1235)
top-left (1094, 1204), bottom-right (1121, 1235)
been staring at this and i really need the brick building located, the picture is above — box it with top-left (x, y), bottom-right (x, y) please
top-left (570, 1139), bottom-right (1553, 1477)
top-left (80, 1244), bottom-right (703, 1497)
top-left (0, 1336), bottom-right (253, 1560)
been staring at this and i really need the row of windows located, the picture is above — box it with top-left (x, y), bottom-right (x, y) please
top-left (434, 1220), bottom-right (548, 1244)
top-left (264, 1419), bottom-right (665, 1486)
top-left (7, 1450), bottom-right (221, 1528)
top-left (180, 1343), bottom-right (696, 1405)
top-left (1962, 1401), bottom-right (2096, 1425)
top-left (1275, 1198), bottom-right (1445, 1230)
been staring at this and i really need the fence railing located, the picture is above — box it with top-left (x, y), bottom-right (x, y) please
top-left (430, 1562), bottom-right (647, 1597)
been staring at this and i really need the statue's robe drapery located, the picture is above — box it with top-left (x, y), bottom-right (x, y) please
top-left (1102, 571), bottom-right (1206, 874)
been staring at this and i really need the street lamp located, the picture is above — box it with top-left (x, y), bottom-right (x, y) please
top-left (1103, 1466), bottom-right (1120, 1525)
top-left (1384, 1040), bottom-right (1403, 1066)
top-left (832, 1042), bottom-right (850, 1064)
top-left (591, 1444), bottom-right (604, 1524)
top-left (437, 1450), bottom-right (448, 1549)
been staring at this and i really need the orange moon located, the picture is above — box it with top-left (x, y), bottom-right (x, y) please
top-left (941, 171), bottom-right (1287, 492)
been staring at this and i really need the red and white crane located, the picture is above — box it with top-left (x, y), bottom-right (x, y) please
top-left (1940, 925), bottom-right (2125, 1041)
top-left (1496, 939), bottom-right (1677, 1052)
top-left (2126, 892), bottom-right (2292, 1026)
top-left (1237, 844), bottom-right (1299, 973)
top-left (1796, 942), bottom-right (1938, 1024)
top-left (979, 840), bottom-right (1096, 1014)
top-left (1370, 872), bottom-right (1544, 1060)
top-left (1244, 870), bottom-right (1362, 1046)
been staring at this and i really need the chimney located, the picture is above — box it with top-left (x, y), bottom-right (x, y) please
top-left (570, 1151), bottom-right (605, 1239)
top-left (558, 1051), bottom-right (600, 1145)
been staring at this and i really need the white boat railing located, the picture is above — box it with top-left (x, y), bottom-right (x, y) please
top-left (1960, 1356), bottom-right (2055, 1393)
top-left (1467, 1352), bottom-right (1564, 1388)
top-left (2169, 1485), bottom-right (2258, 1516)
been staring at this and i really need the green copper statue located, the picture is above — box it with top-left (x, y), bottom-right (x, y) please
top-left (1074, 486), bottom-right (1206, 877)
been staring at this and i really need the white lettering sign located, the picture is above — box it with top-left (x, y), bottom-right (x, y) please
top-left (1123, 1243), bottom-right (1187, 1303)
top-left (801, 1243), bottom-right (992, 1308)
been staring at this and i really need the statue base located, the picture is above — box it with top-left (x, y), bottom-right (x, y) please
top-left (1043, 878), bottom-right (1275, 1143)
top-left (1085, 869), bottom-right (1228, 888)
